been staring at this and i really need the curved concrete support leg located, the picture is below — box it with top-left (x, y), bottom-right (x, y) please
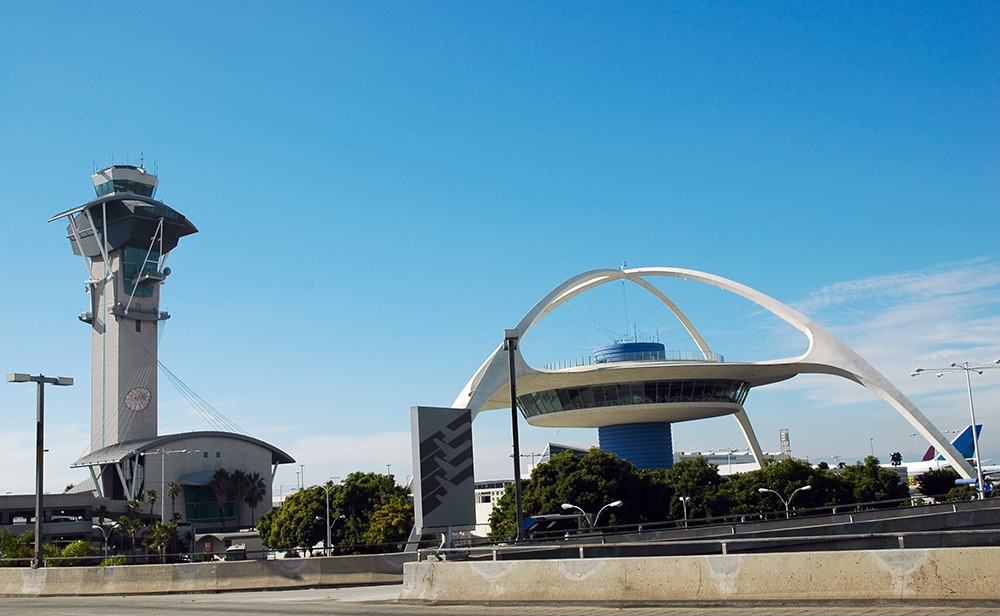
top-left (731, 409), bottom-right (765, 470)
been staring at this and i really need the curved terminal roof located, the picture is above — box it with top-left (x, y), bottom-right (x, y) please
top-left (72, 431), bottom-right (295, 468)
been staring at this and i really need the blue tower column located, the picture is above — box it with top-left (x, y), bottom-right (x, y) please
top-left (599, 422), bottom-right (673, 470)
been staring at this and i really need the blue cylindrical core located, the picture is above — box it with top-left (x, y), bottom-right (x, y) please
top-left (598, 422), bottom-right (673, 470)
top-left (593, 342), bottom-right (666, 363)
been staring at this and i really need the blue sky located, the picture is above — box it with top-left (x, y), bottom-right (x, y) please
top-left (1, 2), bottom-right (997, 493)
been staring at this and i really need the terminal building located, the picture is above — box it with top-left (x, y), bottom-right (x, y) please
top-left (456, 267), bottom-right (976, 479)
top-left (0, 166), bottom-right (294, 548)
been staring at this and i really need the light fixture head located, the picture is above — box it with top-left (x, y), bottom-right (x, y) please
top-left (609, 500), bottom-right (623, 507)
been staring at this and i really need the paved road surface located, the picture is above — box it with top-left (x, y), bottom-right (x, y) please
top-left (1, 585), bottom-right (998, 615)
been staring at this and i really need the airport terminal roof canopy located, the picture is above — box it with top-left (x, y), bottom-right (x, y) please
top-left (72, 431), bottom-right (295, 468)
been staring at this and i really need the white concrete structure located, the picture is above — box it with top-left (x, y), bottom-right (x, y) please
top-left (455, 267), bottom-right (975, 478)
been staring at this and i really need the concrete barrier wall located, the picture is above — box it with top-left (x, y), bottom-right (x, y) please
top-left (401, 547), bottom-right (1000, 603)
top-left (0, 553), bottom-right (414, 596)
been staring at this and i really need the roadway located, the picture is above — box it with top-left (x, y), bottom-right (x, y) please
top-left (1, 585), bottom-right (998, 616)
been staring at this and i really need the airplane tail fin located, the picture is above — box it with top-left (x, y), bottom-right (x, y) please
top-left (922, 445), bottom-right (936, 461)
top-left (937, 424), bottom-right (982, 460)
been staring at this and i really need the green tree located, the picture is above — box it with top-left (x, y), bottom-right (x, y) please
top-left (362, 493), bottom-right (414, 549)
top-left (657, 457), bottom-right (728, 522)
top-left (0, 531), bottom-right (59, 567)
top-left (258, 472), bottom-right (410, 554)
top-left (257, 484), bottom-right (325, 552)
top-left (209, 468), bottom-right (231, 531)
top-left (49, 539), bottom-right (98, 567)
top-left (331, 472), bottom-right (413, 553)
top-left (116, 515), bottom-right (141, 556)
top-left (839, 456), bottom-right (909, 505)
top-left (126, 499), bottom-right (141, 520)
top-left (230, 470), bottom-right (250, 525)
top-left (144, 522), bottom-right (178, 562)
top-left (489, 449), bottom-right (670, 538)
top-left (916, 468), bottom-right (961, 498)
top-left (146, 489), bottom-right (158, 520)
top-left (166, 481), bottom-right (181, 521)
top-left (245, 472), bottom-right (267, 526)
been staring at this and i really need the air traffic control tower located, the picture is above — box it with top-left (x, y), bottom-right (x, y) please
top-left (50, 166), bottom-right (197, 452)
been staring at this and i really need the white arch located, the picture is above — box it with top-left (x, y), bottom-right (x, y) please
top-left (455, 267), bottom-right (975, 479)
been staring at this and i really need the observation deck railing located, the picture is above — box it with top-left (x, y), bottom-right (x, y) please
top-left (541, 350), bottom-right (724, 371)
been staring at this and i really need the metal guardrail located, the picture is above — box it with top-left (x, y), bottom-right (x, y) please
top-left (541, 350), bottom-right (724, 370)
top-left (419, 528), bottom-right (1000, 562)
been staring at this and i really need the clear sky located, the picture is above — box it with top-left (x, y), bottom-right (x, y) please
top-left (1, 2), bottom-right (997, 494)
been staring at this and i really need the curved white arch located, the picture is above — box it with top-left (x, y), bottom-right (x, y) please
top-left (455, 267), bottom-right (975, 479)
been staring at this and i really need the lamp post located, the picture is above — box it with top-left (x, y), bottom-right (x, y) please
top-left (593, 500), bottom-right (623, 528)
top-left (320, 479), bottom-right (341, 556)
top-left (912, 359), bottom-right (1000, 499)
top-left (758, 485), bottom-right (812, 519)
top-left (142, 448), bottom-right (193, 523)
top-left (92, 523), bottom-right (116, 560)
top-left (678, 496), bottom-right (691, 527)
top-left (504, 329), bottom-right (524, 541)
top-left (7, 373), bottom-right (73, 569)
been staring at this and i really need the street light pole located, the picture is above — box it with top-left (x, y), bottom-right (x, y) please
top-left (91, 523), bottom-right (116, 560)
top-left (322, 479), bottom-right (336, 556)
top-left (678, 496), bottom-right (690, 527)
top-left (758, 485), bottom-right (812, 519)
top-left (7, 373), bottom-right (74, 569)
top-left (142, 448), bottom-right (192, 523)
top-left (593, 500), bottom-right (623, 528)
top-left (913, 359), bottom-right (1000, 499)
top-left (504, 329), bottom-right (524, 541)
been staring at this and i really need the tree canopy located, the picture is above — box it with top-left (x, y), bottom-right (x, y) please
top-left (488, 450), bottom-right (914, 538)
top-left (257, 472), bottom-right (412, 554)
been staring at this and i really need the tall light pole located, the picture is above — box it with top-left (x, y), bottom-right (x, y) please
top-left (758, 485), bottom-right (812, 519)
top-left (913, 359), bottom-right (1000, 499)
top-left (678, 496), bottom-right (691, 527)
top-left (142, 448), bottom-right (193, 523)
top-left (504, 329), bottom-right (524, 541)
top-left (7, 373), bottom-right (74, 569)
top-left (321, 479), bottom-right (340, 556)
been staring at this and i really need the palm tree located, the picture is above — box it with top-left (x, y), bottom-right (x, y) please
top-left (230, 470), bottom-right (250, 527)
top-left (146, 489), bottom-right (158, 520)
top-left (116, 515), bottom-right (140, 558)
top-left (209, 468), bottom-right (231, 532)
top-left (166, 481), bottom-right (181, 521)
top-left (245, 472), bottom-right (267, 527)
top-left (126, 499), bottom-right (141, 520)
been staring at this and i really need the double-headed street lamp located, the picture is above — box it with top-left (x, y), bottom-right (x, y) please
top-left (678, 496), bottom-right (691, 527)
top-left (321, 478), bottom-right (342, 556)
top-left (758, 485), bottom-right (812, 519)
top-left (561, 500), bottom-right (623, 528)
top-left (7, 373), bottom-right (73, 569)
top-left (912, 359), bottom-right (1000, 499)
top-left (92, 522), bottom-right (117, 560)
